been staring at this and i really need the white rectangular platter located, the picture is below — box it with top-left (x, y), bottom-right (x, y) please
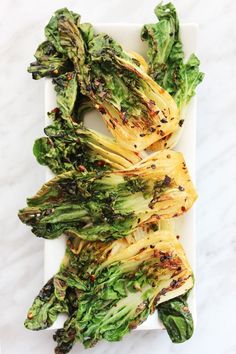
top-left (44, 23), bottom-right (198, 330)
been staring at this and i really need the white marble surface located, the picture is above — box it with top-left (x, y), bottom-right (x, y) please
top-left (1, 0), bottom-right (236, 353)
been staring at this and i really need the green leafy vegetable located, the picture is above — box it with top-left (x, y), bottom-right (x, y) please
top-left (52, 73), bottom-right (77, 118)
top-left (33, 108), bottom-right (141, 174)
top-left (24, 4), bottom-right (199, 351)
top-left (18, 150), bottom-right (197, 241)
top-left (141, 2), bottom-right (204, 107)
top-left (27, 41), bottom-right (73, 80)
top-left (28, 10), bottom-right (93, 121)
top-left (141, 2), bottom-right (181, 88)
top-left (45, 8), bottom-right (81, 55)
top-left (24, 278), bottom-right (69, 330)
top-left (157, 293), bottom-right (194, 343)
top-left (174, 54), bottom-right (204, 110)
top-left (42, 8), bottom-right (179, 152)
top-left (141, 2), bottom-right (204, 149)
top-left (25, 231), bottom-right (193, 352)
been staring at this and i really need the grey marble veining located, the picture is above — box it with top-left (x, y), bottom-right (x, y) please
top-left (1, 0), bottom-right (236, 353)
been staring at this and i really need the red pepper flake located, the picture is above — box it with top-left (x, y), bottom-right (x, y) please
top-left (52, 107), bottom-right (60, 114)
top-left (99, 107), bottom-right (106, 115)
top-left (89, 274), bottom-right (96, 282)
top-left (153, 249), bottom-right (159, 257)
top-left (150, 110), bottom-right (157, 117)
top-left (47, 139), bottom-right (53, 146)
top-left (68, 328), bottom-right (76, 338)
top-left (181, 206), bottom-right (186, 212)
top-left (66, 72), bottom-right (73, 80)
top-left (78, 165), bottom-right (86, 172)
top-left (97, 160), bottom-right (105, 167)
top-left (129, 323), bottom-right (138, 330)
top-left (27, 312), bottom-right (33, 319)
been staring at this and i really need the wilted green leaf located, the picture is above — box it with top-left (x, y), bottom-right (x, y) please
top-left (157, 293), bottom-right (194, 343)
